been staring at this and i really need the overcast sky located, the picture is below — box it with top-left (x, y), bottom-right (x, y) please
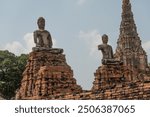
top-left (0, 0), bottom-right (150, 89)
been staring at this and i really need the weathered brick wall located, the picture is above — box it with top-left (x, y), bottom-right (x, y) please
top-left (18, 61), bottom-right (150, 100)
top-left (15, 49), bottom-right (82, 99)
top-left (50, 81), bottom-right (150, 100)
top-left (15, 50), bottom-right (150, 100)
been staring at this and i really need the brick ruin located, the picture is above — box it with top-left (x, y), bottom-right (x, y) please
top-left (15, 49), bottom-right (82, 99)
top-left (15, 0), bottom-right (150, 100)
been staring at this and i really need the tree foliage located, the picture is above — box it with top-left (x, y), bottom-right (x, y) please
top-left (0, 50), bottom-right (28, 99)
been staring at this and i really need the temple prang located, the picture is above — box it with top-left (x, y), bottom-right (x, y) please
top-left (115, 0), bottom-right (149, 73)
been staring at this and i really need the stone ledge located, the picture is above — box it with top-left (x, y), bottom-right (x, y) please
top-left (32, 47), bottom-right (64, 54)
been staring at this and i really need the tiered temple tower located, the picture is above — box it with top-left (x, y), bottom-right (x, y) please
top-left (115, 0), bottom-right (149, 72)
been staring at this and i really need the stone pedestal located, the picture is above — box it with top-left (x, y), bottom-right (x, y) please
top-left (15, 48), bottom-right (82, 99)
top-left (92, 64), bottom-right (133, 91)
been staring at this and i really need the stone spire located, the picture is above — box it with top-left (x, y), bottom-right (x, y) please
top-left (115, 0), bottom-right (148, 72)
top-left (121, 0), bottom-right (138, 37)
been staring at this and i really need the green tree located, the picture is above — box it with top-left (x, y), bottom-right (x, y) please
top-left (0, 50), bottom-right (28, 99)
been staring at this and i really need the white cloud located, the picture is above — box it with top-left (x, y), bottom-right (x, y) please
top-left (143, 41), bottom-right (150, 51)
top-left (143, 41), bottom-right (150, 61)
top-left (52, 38), bottom-right (57, 48)
top-left (1, 33), bottom-right (57, 55)
top-left (79, 30), bottom-right (102, 56)
top-left (23, 33), bottom-right (35, 53)
top-left (4, 41), bottom-right (25, 55)
top-left (77, 0), bottom-right (87, 6)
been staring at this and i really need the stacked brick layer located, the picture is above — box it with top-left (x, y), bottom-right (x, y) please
top-left (15, 49), bottom-right (82, 99)
top-left (48, 64), bottom-right (150, 100)
top-left (92, 64), bottom-right (134, 91)
top-left (48, 81), bottom-right (150, 100)
top-left (16, 59), bottom-right (150, 100)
